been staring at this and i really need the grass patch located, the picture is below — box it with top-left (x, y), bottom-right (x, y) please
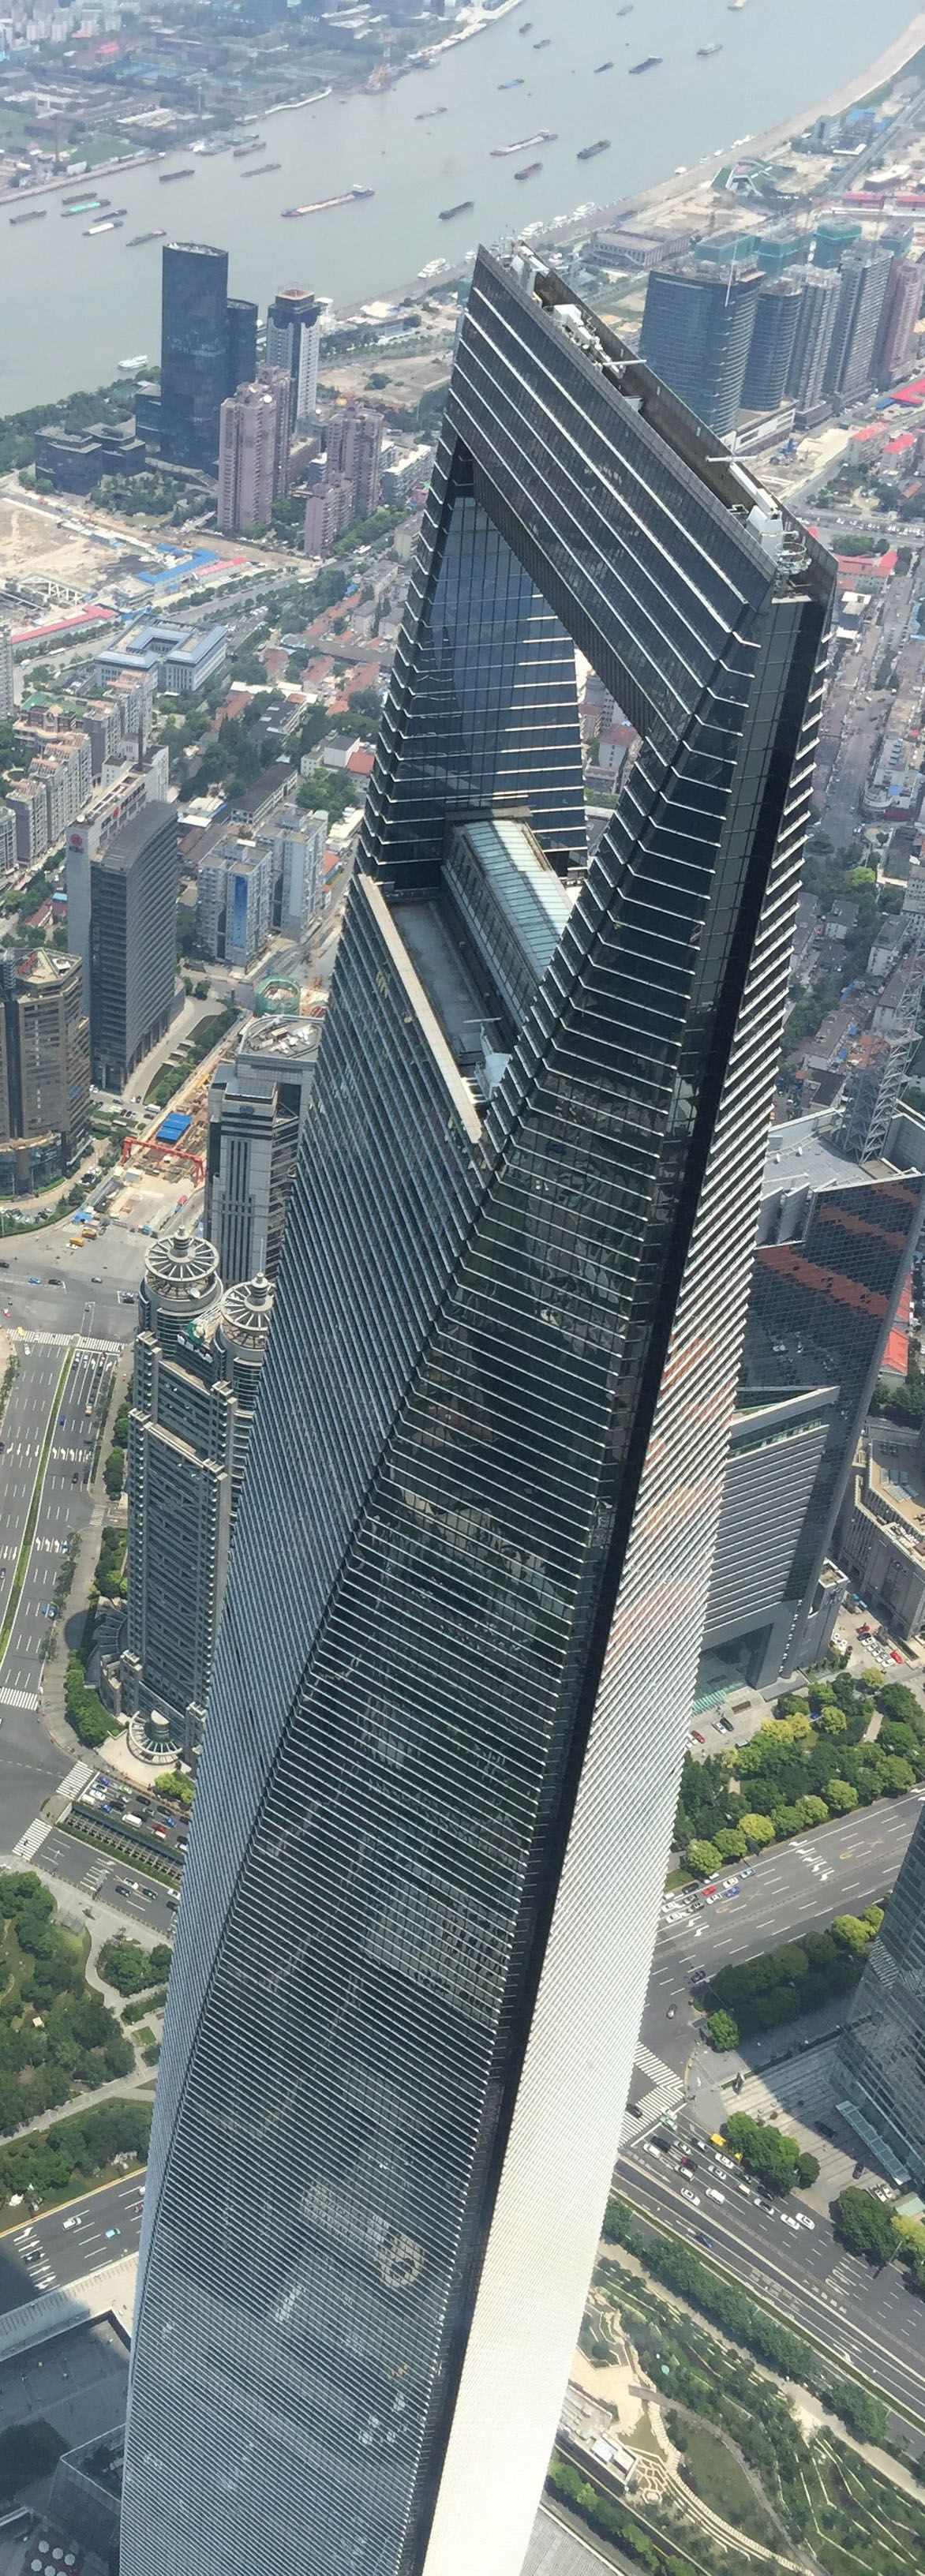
top-left (668, 2416), bottom-right (763, 2533)
top-left (0, 1351), bottom-right (72, 1665)
top-left (665, 1867), bottom-right (695, 1891)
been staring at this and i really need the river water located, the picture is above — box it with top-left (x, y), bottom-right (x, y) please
top-left (0, 0), bottom-right (918, 414)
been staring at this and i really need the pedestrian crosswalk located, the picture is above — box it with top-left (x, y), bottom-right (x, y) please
top-left (9, 1327), bottom-right (119, 1359)
top-left (0, 1685), bottom-right (40, 1710)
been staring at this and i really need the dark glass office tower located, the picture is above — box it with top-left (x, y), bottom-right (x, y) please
top-left (123, 249), bottom-right (833, 2576)
top-left (227, 294), bottom-right (259, 395)
top-left (89, 803), bottom-right (179, 1089)
top-left (639, 260), bottom-right (762, 432)
top-left (160, 241), bottom-right (229, 468)
top-left (837, 1809), bottom-right (925, 2184)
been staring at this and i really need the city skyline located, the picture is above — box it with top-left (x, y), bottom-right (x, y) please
top-left (122, 247), bottom-right (832, 2576)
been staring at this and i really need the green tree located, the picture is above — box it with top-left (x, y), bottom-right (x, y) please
top-left (725, 2112), bottom-right (800, 2194)
top-left (740, 1810), bottom-right (777, 1849)
top-left (713, 1827), bottom-right (747, 1861)
top-left (796, 2151), bottom-right (820, 2188)
top-left (815, 1700), bottom-right (848, 1735)
top-left (829, 2378), bottom-right (889, 2443)
top-left (833, 2185), bottom-right (897, 2263)
top-left (154, 1770), bottom-right (193, 1809)
top-left (826, 1777), bottom-right (859, 1814)
top-left (103, 1444), bottom-right (124, 1500)
top-left (833, 1912), bottom-right (877, 1954)
top-left (97, 1934), bottom-right (172, 1998)
top-left (876, 1681), bottom-right (923, 1726)
top-left (687, 1839), bottom-right (722, 1876)
top-left (706, 2008), bottom-right (739, 2050)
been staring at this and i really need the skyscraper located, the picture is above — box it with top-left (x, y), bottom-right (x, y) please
top-left (324, 396), bottom-right (384, 515)
top-left (227, 294), bottom-right (259, 395)
top-left (874, 255), bottom-right (923, 384)
top-left (123, 249), bottom-right (832, 2576)
top-left (217, 373), bottom-right (290, 534)
top-left (699, 1106), bottom-right (925, 1693)
top-left (121, 1231), bottom-right (274, 1762)
top-left (89, 802), bottom-right (179, 1088)
top-left (160, 242), bottom-right (229, 470)
top-left (785, 264), bottom-right (842, 410)
top-left (0, 627), bottom-right (14, 721)
top-left (266, 286), bottom-right (325, 425)
top-left (0, 946), bottom-right (90, 1193)
top-left (740, 276), bottom-right (803, 411)
top-left (836, 1807), bottom-right (925, 2184)
top-left (826, 244), bottom-right (893, 398)
top-left (638, 260), bottom-right (762, 432)
top-left (205, 1011), bottom-right (323, 1285)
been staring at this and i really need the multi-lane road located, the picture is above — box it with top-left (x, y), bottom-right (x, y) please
top-left (0, 2174), bottom-right (146, 2318)
top-left (0, 1330), bottom-right (124, 1848)
top-left (642, 1792), bottom-right (924, 2070)
top-left (39, 1825), bottom-right (178, 1939)
top-left (619, 2133), bottom-right (925, 2428)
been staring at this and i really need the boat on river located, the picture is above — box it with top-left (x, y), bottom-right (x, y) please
top-left (283, 183), bottom-right (373, 217)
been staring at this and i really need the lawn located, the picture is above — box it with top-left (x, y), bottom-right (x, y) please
top-left (668, 2415), bottom-right (765, 2535)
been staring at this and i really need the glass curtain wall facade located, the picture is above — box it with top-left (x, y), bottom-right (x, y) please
top-left (837, 1807), bottom-right (925, 2184)
top-left (744, 1168), bottom-right (925, 1661)
top-left (160, 242), bottom-right (229, 470)
top-left (123, 249), bottom-right (833, 2576)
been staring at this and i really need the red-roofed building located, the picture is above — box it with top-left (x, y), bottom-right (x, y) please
top-left (346, 745), bottom-right (375, 780)
top-left (882, 1271), bottom-right (912, 1377)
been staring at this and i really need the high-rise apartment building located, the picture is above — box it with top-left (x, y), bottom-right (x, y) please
top-left (123, 248), bottom-right (832, 2576)
top-left (160, 242), bottom-right (229, 470)
top-left (227, 294), bottom-right (258, 395)
top-left (265, 286), bottom-right (324, 425)
top-left (264, 801), bottom-right (326, 942)
top-left (217, 373), bottom-right (290, 535)
top-left (785, 264), bottom-right (842, 410)
top-left (639, 260), bottom-right (762, 432)
top-left (740, 276), bottom-right (803, 411)
top-left (0, 627), bottom-right (14, 721)
top-left (8, 773), bottom-right (50, 867)
top-left (874, 255), bottom-right (923, 384)
top-left (0, 946), bottom-right (90, 1193)
top-left (303, 472), bottom-right (354, 556)
top-left (324, 396), bottom-right (384, 515)
top-left (826, 244), bottom-right (893, 398)
top-left (699, 1107), bottom-right (925, 1694)
top-left (121, 1229), bottom-right (273, 1761)
top-left (205, 1012), bottom-right (323, 1284)
top-left (836, 1807), bottom-right (925, 2184)
top-left (197, 837), bottom-right (274, 967)
top-left (89, 801), bottom-right (179, 1089)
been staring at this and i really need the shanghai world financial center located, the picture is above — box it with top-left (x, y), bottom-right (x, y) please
top-left (123, 249), bottom-right (833, 2576)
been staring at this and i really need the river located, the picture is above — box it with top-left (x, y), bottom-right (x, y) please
top-left (0, 0), bottom-right (919, 414)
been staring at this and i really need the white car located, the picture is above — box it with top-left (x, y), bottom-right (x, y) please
top-left (780, 2212), bottom-right (800, 2230)
top-left (706, 2187), bottom-right (725, 2203)
top-left (795, 2212), bottom-right (815, 2230)
top-left (680, 2186), bottom-right (701, 2206)
top-left (62, 2215), bottom-right (84, 2232)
